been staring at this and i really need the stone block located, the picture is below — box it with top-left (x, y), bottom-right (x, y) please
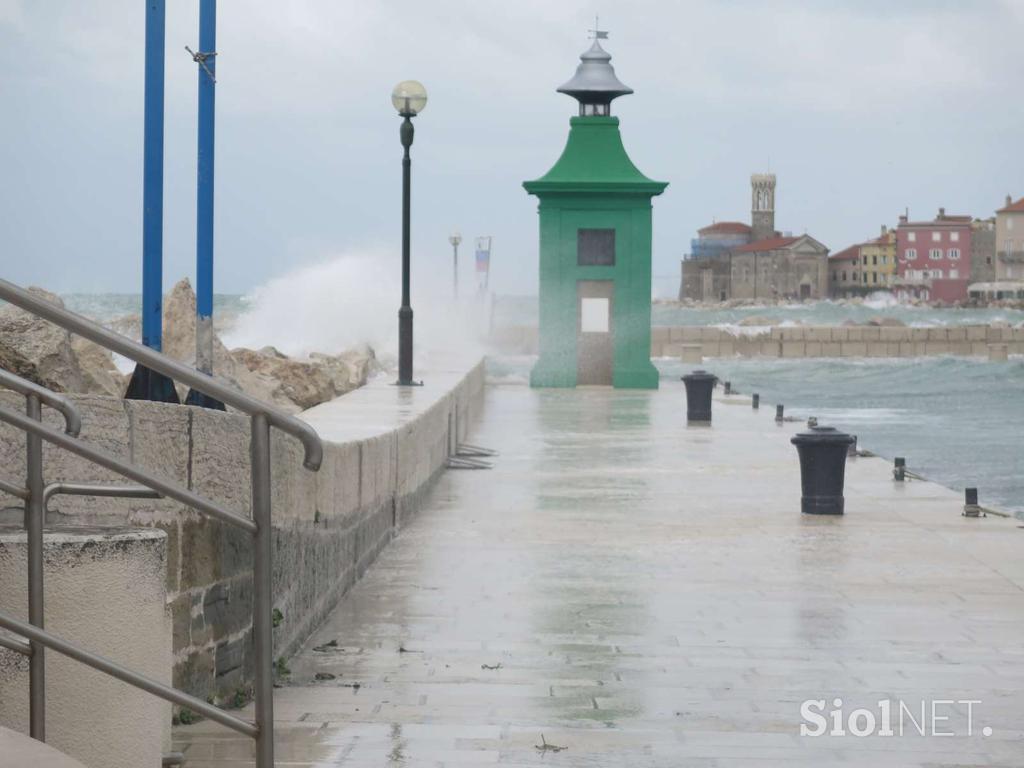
top-left (781, 342), bottom-right (806, 358)
top-left (180, 515), bottom-right (253, 588)
top-left (805, 327), bottom-right (831, 342)
top-left (759, 341), bottom-right (781, 357)
top-left (697, 342), bottom-right (717, 359)
top-left (925, 341), bottom-right (951, 355)
top-left (879, 327), bottom-right (906, 342)
top-left (780, 327), bottom-right (805, 341)
top-left (927, 327), bottom-right (948, 342)
top-left (830, 327), bottom-right (850, 342)
top-left (861, 327), bottom-right (882, 341)
top-left (650, 340), bottom-right (663, 357)
top-left (190, 407), bottom-right (250, 515)
top-left (911, 327), bottom-right (930, 342)
top-left (821, 342), bottom-right (842, 357)
top-left (898, 342), bottom-right (915, 357)
top-left (966, 325), bottom-right (987, 341)
top-left (717, 340), bottom-right (735, 358)
top-left (971, 342), bottom-right (988, 356)
top-left (662, 343), bottom-right (682, 358)
top-left (841, 342), bottom-right (868, 356)
top-left (699, 326), bottom-right (722, 341)
top-left (171, 592), bottom-right (191, 650)
top-left (668, 326), bottom-right (687, 342)
top-left (988, 343), bottom-right (1009, 361)
top-left (846, 327), bottom-right (865, 341)
top-left (651, 326), bottom-right (670, 344)
top-left (947, 327), bottom-right (967, 341)
top-left (770, 327), bottom-right (785, 341)
top-left (866, 343), bottom-right (887, 358)
top-left (886, 343), bottom-right (901, 356)
top-left (804, 342), bottom-right (822, 356)
top-left (950, 341), bottom-right (972, 356)
top-left (681, 327), bottom-right (703, 342)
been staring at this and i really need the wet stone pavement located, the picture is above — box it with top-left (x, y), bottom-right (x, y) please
top-left (174, 379), bottom-right (1024, 766)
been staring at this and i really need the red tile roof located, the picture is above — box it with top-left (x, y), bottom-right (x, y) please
top-left (998, 197), bottom-right (1024, 213)
top-left (829, 245), bottom-right (860, 262)
top-left (698, 221), bottom-right (751, 235)
top-left (732, 236), bottom-right (799, 253)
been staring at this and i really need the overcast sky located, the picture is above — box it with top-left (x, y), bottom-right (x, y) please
top-left (2, 0), bottom-right (1022, 299)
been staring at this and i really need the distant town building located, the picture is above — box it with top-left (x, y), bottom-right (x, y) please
top-left (894, 209), bottom-right (972, 303)
top-left (679, 174), bottom-right (830, 301)
top-left (969, 217), bottom-right (996, 284)
top-left (828, 245), bottom-right (861, 297)
top-left (859, 226), bottom-right (897, 289)
top-left (995, 195), bottom-right (1024, 280)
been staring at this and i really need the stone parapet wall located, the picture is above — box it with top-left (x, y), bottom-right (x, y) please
top-left (486, 325), bottom-right (1022, 358)
top-left (0, 360), bottom-right (486, 705)
top-left (650, 325), bottom-right (1024, 358)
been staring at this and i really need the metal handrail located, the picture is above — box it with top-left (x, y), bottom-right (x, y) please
top-left (0, 278), bottom-right (322, 471)
top-left (0, 279), bottom-right (326, 767)
top-left (0, 368), bottom-right (81, 437)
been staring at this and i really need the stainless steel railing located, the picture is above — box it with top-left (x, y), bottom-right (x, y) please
top-left (0, 278), bottom-right (324, 767)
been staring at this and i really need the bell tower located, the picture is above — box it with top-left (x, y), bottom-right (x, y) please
top-left (751, 173), bottom-right (776, 242)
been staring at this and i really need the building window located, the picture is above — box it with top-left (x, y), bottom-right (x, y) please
top-left (841, 271), bottom-right (847, 281)
top-left (929, 249), bottom-right (942, 260)
top-left (950, 231), bottom-right (959, 242)
top-left (862, 273), bottom-right (868, 284)
top-left (948, 248), bottom-right (961, 260)
top-left (577, 228), bottom-right (615, 266)
top-left (908, 232), bottom-right (916, 242)
top-left (872, 273), bottom-right (878, 284)
top-left (932, 232), bottom-right (941, 242)
top-left (880, 255), bottom-right (887, 265)
top-left (872, 255), bottom-right (878, 265)
top-left (905, 248), bottom-right (917, 260)
top-left (853, 271), bottom-right (858, 281)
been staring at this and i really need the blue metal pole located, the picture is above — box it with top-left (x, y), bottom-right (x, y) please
top-left (141, 0), bottom-right (165, 353)
top-left (126, 0), bottom-right (178, 402)
top-left (195, 0), bottom-right (216, 375)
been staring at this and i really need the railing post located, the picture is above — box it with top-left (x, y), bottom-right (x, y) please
top-left (25, 393), bottom-right (45, 741)
top-left (249, 413), bottom-right (273, 767)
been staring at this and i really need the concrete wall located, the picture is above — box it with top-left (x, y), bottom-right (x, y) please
top-left (0, 360), bottom-right (486, 706)
top-left (0, 528), bottom-right (171, 768)
top-left (650, 325), bottom-right (1024, 358)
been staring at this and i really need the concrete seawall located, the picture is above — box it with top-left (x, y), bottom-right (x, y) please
top-left (0, 358), bottom-right (485, 706)
top-left (492, 324), bottom-right (1024, 358)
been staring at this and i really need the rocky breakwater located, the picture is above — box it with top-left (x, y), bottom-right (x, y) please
top-left (0, 280), bottom-right (378, 412)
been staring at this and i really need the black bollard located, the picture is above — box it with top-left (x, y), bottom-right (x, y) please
top-left (963, 487), bottom-right (980, 517)
top-left (682, 370), bottom-right (717, 424)
top-left (847, 434), bottom-right (858, 457)
top-left (723, 380), bottom-right (732, 395)
top-left (776, 404), bottom-right (784, 422)
top-left (807, 416), bottom-right (818, 428)
top-left (893, 457), bottom-right (905, 482)
top-left (791, 425), bottom-right (856, 515)
top-left (752, 393), bottom-right (760, 409)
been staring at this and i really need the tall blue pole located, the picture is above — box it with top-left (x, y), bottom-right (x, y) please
top-left (185, 0), bottom-right (225, 409)
top-left (127, 0), bottom-right (178, 402)
top-left (142, 0), bottom-right (165, 353)
top-left (195, 0), bottom-right (215, 375)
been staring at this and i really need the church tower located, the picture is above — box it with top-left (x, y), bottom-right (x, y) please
top-left (750, 173), bottom-right (776, 242)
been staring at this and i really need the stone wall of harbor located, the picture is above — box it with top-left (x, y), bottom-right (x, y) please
top-left (0, 359), bottom-right (486, 706)
top-left (491, 324), bottom-right (1024, 359)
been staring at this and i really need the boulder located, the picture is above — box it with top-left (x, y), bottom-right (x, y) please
top-left (0, 288), bottom-right (85, 393)
top-left (71, 337), bottom-right (125, 397)
top-left (230, 347), bottom-right (335, 411)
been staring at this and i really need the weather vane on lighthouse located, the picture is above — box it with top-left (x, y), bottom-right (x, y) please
top-left (588, 16), bottom-right (608, 39)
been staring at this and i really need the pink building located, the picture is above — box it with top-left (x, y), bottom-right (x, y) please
top-left (895, 208), bottom-right (972, 303)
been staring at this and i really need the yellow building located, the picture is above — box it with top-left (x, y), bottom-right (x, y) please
top-left (858, 226), bottom-right (897, 289)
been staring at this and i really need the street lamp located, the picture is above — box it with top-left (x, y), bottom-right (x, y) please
top-left (449, 231), bottom-right (462, 299)
top-left (392, 80), bottom-right (427, 386)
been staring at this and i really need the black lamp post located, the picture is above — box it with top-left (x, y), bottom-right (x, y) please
top-left (449, 231), bottom-right (461, 299)
top-left (392, 80), bottom-right (428, 386)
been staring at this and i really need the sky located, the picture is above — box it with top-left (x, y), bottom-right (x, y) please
top-left (1, 0), bottom-right (1023, 299)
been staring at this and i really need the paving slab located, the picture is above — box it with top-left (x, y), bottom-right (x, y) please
top-left (174, 379), bottom-right (1024, 766)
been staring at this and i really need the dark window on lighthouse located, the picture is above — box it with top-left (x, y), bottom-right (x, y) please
top-left (578, 228), bottom-right (616, 266)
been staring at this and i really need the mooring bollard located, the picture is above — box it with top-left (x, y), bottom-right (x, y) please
top-left (807, 416), bottom-right (818, 428)
top-left (963, 487), bottom-right (980, 517)
top-left (682, 370), bottom-right (717, 424)
top-left (791, 425), bottom-right (856, 515)
top-left (775, 404), bottom-right (784, 422)
top-left (723, 380), bottom-right (732, 395)
top-left (847, 434), bottom-right (858, 457)
top-left (752, 393), bottom-right (759, 409)
top-left (893, 457), bottom-right (906, 482)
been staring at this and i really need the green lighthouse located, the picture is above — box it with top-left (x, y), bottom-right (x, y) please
top-left (524, 32), bottom-right (667, 389)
